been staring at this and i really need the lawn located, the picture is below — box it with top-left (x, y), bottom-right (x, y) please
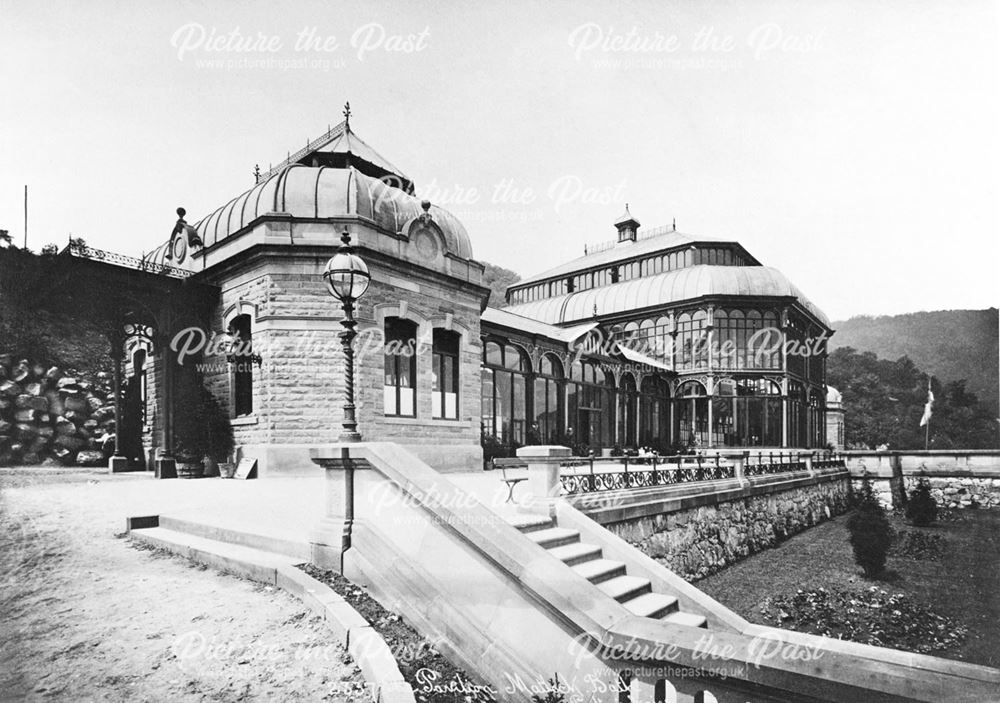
top-left (694, 508), bottom-right (1000, 669)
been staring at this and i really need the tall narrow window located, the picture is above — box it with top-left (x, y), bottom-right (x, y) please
top-left (432, 330), bottom-right (460, 419)
top-left (384, 317), bottom-right (417, 417)
top-left (229, 314), bottom-right (253, 417)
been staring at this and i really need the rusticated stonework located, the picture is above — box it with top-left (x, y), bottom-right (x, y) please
top-left (609, 478), bottom-right (851, 580)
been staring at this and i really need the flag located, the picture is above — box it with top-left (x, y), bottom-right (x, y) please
top-left (919, 379), bottom-right (934, 427)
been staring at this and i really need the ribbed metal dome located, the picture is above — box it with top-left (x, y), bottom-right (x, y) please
top-left (146, 165), bottom-right (473, 268)
top-left (504, 265), bottom-right (830, 327)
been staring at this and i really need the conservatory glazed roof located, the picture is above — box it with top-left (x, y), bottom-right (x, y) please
top-left (505, 264), bottom-right (831, 328)
top-left (481, 307), bottom-right (598, 344)
top-left (512, 228), bottom-right (756, 289)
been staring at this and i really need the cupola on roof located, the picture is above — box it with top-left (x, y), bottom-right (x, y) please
top-left (260, 102), bottom-right (413, 193)
top-left (146, 106), bottom-right (473, 270)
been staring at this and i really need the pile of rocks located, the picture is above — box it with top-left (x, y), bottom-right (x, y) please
top-left (0, 354), bottom-right (114, 467)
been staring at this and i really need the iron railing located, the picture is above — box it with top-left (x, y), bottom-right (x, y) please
top-left (495, 450), bottom-right (846, 496)
top-left (64, 242), bottom-right (195, 279)
top-left (558, 455), bottom-right (736, 495)
top-left (259, 119), bottom-right (346, 182)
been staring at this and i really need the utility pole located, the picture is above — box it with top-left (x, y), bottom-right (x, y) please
top-left (24, 185), bottom-right (28, 248)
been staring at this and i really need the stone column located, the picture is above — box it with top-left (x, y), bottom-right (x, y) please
top-left (108, 324), bottom-right (128, 473)
top-left (517, 445), bottom-right (570, 519)
top-left (798, 450), bottom-right (814, 476)
top-left (720, 450), bottom-right (749, 483)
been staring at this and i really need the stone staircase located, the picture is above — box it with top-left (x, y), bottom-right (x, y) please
top-left (509, 514), bottom-right (708, 627)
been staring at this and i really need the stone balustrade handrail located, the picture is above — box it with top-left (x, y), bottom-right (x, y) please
top-left (313, 442), bottom-right (999, 702)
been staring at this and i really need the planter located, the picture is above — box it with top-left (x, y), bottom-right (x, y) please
top-left (176, 461), bottom-right (204, 479)
top-left (202, 456), bottom-right (219, 478)
top-left (219, 462), bottom-right (237, 479)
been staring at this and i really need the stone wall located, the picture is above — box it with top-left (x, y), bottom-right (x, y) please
top-left (904, 475), bottom-right (1000, 509)
top-left (595, 471), bottom-right (851, 580)
top-left (844, 450), bottom-right (1000, 510)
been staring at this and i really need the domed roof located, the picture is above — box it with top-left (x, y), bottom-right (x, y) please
top-left (505, 264), bottom-right (830, 327)
top-left (826, 385), bottom-right (843, 404)
top-left (145, 164), bottom-right (473, 269)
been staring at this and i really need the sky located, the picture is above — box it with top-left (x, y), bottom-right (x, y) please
top-left (1, 0), bottom-right (998, 322)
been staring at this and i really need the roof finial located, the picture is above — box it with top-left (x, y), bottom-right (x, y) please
top-left (343, 101), bottom-right (352, 129)
top-left (672, 217), bottom-right (676, 232)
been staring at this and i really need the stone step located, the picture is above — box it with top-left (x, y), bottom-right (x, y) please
top-left (158, 515), bottom-right (310, 560)
top-left (130, 527), bottom-right (293, 584)
top-left (546, 542), bottom-right (603, 566)
top-left (597, 575), bottom-right (652, 603)
top-left (622, 592), bottom-right (679, 619)
top-left (527, 527), bottom-right (581, 549)
top-left (662, 611), bottom-right (708, 628)
top-left (571, 558), bottom-right (627, 584)
top-left (507, 515), bottom-right (555, 533)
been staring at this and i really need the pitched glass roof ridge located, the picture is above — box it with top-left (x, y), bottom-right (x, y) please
top-left (513, 228), bottom-right (744, 288)
top-left (505, 264), bottom-right (831, 328)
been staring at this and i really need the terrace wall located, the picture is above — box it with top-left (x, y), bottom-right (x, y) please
top-left (575, 466), bottom-right (851, 580)
top-left (843, 450), bottom-right (1000, 510)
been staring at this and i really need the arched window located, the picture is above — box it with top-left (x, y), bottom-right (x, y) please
top-left (228, 314), bottom-right (253, 417)
top-left (712, 377), bottom-right (782, 447)
top-left (713, 309), bottom-right (732, 370)
top-left (566, 360), bottom-right (614, 449)
top-left (384, 317), bottom-right (417, 417)
top-left (533, 354), bottom-right (563, 444)
top-left (619, 373), bottom-right (638, 447)
top-left (481, 342), bottom-right (530, 446)
top-left (674, 379), bottom-right (708, 448)
top-left (432, 329), bottom-right (460, 420)
top-left (623, 321), bottom-right (639, 346)
top-left (638, 319), bottom-right (655, 354)
top-left (639, 376), bottom-right (668, 448)
top-left (808, 388), bottom-right (825, 448)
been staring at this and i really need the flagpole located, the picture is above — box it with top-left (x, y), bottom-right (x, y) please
top-left (924, 376), bottom-right (931, 450)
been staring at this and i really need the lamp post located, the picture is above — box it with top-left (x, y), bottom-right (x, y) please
top-left (323, 227), bottom-right (371, 442)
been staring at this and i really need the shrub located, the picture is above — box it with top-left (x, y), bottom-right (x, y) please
top-left (847, 478), bottom-right (893, 578)
top-left (905, 476), bottom-right (937, 526)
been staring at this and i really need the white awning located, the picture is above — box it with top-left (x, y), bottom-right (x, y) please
top-left (616, 343), bottom-right (675, 373)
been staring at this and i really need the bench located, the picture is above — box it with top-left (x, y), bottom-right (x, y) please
top-left (497, 465), bottom-right (528, 503)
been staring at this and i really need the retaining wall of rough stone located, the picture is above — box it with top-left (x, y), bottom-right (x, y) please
top-left (843, 450), bottom-right (1000, 510)
top-left (582, 468), bottom-right (851, 580)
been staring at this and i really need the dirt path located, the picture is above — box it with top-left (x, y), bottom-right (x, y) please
top-left (0, 469), bottom-right (367, 702)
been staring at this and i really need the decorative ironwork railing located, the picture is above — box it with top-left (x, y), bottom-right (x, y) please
top-left (559, 457), bottom-right (735, 495)
top-left (65, 242), bottom-right (195, 279)
top-left (259, 119), bottom-right (347, 182)
top-left (744, 451), bottom-right (844, 475)
top-left (496, 450), bottom-right (846, 497)
top-left (813, 451), bottom-right (846, 470)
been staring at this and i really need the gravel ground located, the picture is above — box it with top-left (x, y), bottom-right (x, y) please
top-left (0, 468), bottom-right (368, 702)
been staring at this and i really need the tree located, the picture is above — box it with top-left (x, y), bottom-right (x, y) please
top-left (847, 477), bottom-right (893, 578)
top-left (905, 476), bottom-right (937, 527)
top-left (828, 347), bottom-right (999, 449)
top-left (481, 261), bottom-right (521, 308)
top-left (0, 230), bottom-right (11, 247)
